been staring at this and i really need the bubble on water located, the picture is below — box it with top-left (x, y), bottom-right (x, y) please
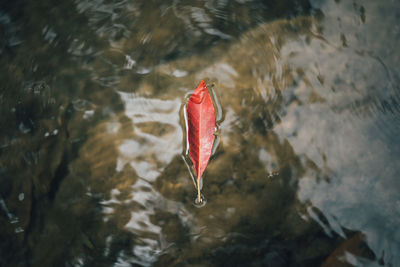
top-left (194, 194), bottom-right (207, 208)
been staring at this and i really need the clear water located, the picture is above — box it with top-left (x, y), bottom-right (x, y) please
top-left (1, 0), bottom-right (400, 266)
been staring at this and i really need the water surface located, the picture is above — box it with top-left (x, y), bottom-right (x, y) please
top-left (1, 0), bottom-right (400, 266)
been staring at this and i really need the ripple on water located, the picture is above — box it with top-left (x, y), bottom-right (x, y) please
top-left (116, 91), bottom-right (182, 181)
top-left (2, 0), bottom-right (400, 266)
top-left (274, 1), bottom-right (400, 265)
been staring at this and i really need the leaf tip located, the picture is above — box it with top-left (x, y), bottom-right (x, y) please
top-left (190, 80), bottom-right (208, 104)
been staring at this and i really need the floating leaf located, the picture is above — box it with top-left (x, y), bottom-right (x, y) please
top-left (186, 80), bottom-right (216, 204)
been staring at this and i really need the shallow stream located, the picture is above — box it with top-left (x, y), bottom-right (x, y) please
top-left (1, 0), bottom-right (400, 266)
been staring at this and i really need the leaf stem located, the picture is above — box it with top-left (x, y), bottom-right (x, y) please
top-left (197, 178), bottom-right (201, 204)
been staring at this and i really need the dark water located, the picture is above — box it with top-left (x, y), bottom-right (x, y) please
top-left (1, 0), bottom-right (400, 266)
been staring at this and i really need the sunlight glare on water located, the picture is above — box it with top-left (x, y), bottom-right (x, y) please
top-left (116, 92), bottom-right (182, 181)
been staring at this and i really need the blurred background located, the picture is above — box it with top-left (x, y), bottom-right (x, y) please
top-left (0, 0), bottom-right (399, 266)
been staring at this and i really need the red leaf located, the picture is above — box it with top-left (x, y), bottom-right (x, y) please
top-left (186, 80), bottom-right (216, 202)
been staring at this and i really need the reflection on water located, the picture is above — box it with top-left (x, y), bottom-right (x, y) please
top-left (1, 0), bottom-right (400, 266)
top-left (117, 92), bottom-right (182, 180)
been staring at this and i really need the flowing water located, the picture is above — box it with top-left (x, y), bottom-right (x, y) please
top-left (1, 0), bottom-right (400, 266)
